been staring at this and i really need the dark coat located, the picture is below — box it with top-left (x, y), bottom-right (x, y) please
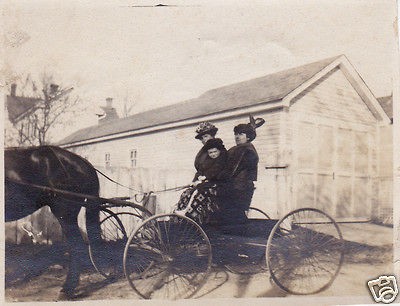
top-left (216, 142), bottom-right (259, 223)
top-left (193, 146), bottom-right (208, 181)
top-left (219, 142), bottom-right (259, 190)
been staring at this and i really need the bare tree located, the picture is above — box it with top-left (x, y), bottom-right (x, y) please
top-left (6, 73), bottom-right (82, 146)
top-left (121, 90), bottom-right (136, 118)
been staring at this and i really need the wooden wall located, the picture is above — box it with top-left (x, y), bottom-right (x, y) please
top-left (70, 111), bottom-right (283, 170)
top-left (287, 67), bottom-right (380, 220)
top-left (69, 110), bottom-right (286, 218)
top-left (377, 124), bottom-right (393, 224)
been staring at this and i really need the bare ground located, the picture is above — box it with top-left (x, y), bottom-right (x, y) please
top-left (4, 237), bottom-right (394, 302)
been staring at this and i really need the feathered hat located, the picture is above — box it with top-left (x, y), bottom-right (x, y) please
top-left (233, 115), bottom-right (265, 142)
top-left (195, 121), bottom-right (218, 139)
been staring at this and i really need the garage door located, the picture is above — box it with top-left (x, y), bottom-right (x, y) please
top-left (293, 120), bottom-right (373, 220)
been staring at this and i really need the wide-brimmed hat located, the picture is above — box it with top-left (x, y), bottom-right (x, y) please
top-left (195, 122), bottom-right (218, 139)
top-left (233, 115), bottom-right (265, 142)
top-left (203, 138), bottom-right (225, 151)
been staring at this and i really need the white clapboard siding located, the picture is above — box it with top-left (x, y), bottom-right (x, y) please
top-left (290, 68), bottom-right (375, 124)
top-left (287, 67), bottom-right (378, 220)
top-left (69, 110), bottom-right (284, 218)
top-left (71, 111), bottom-right (282, 170)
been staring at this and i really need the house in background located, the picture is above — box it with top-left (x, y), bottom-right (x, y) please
top-left (5, 84), bottom-right (41, 146)
top-left (59, 55), bottom-right (392, 223)
top-left (4, 84), bottom-right (64, 244)
top-left (96, 97), bottom-right (119, 124)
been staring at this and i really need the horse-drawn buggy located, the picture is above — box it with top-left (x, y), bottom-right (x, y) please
top-left (5, 146), bottom-right (345, 300)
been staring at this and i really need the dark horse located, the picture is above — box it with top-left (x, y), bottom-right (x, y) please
top-left (5, 145), bottom-right (101, 299)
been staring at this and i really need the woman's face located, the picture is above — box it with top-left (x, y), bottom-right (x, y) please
top-left (207, 148), bottom-right (221, 159)
top-left (235, 132), bottom-right (249, 145)
top-left (200, 133), bottom-right (214, 145)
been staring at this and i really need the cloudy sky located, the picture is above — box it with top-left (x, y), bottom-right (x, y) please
top-left (2, 0), bottom-right (398, 141)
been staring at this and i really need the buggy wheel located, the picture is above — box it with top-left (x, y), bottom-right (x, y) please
top-left (123, 213), bottom-right (212, 299)
top-left (246, 207), bottom-right (271, 219)
top-left (88, 209), bottom-right (143, 279)
top-left (266, 208), bottom-right (344, 295)
top-left (87, 201), bottom-right (152, 279)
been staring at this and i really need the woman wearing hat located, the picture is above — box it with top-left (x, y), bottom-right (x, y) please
top-left (173, 121), bottom-right (222, 224)
top-left (175, 137), bottom-right (227, 224)
top-left (193, 122), bottom-right (219, 181)
top-left (218, 115), bottom-right (265, 224)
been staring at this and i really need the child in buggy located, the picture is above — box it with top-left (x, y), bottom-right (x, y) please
top-left (174, 138), bottom-right (227, 224)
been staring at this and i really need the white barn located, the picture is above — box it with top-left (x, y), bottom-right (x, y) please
top-left (59, 55), bottom-right (392, 222)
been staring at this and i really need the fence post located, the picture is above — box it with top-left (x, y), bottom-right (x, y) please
top-left (144, 194), bottom-right (157, 215)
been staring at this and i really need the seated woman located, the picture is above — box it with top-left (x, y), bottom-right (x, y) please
top-left (217, 115), bottom-right (265, 224)
top-left (193, 121), bottom-right (219, 182)
top-left (175, 138), bottom-right (227, 224)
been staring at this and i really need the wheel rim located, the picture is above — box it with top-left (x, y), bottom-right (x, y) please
top-left (123, 214), bottom-right (212, 299)
top-left (266, 208), bottom-right (344, 295)
top-left (246, 207), bottom-right (270, 219)
top-left (89, 210), bottom-right (142, 278)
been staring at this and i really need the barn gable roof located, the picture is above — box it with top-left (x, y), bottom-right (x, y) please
top-left (283, 56), bottom-right (391, 124)
top-left (6, 95), bottom-right (41, 123)
top-left (59, 55), bottom-right (344, 146)
top-left (377, 96), bottom-right (393, 121)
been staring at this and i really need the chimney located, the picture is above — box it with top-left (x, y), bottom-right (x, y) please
top-left (106, 97), bottom-right (113, 108)
top-left (11, 84), bottom-right (16, 96)
top-left (50, 84), bottom-right (59, 95)
top-left (98, 97), bottom-right (119, 124)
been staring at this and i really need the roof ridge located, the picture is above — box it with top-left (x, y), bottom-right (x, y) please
top-left (119, 55), bottom-right (343, 121)
top-left (199, 55), bottom-right (342, 98)
top-left (58, 55), bottom-right (343, 146)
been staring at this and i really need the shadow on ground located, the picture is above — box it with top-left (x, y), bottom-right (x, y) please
top-left (5, 243), bottom-right (95, 288)
top-left (342, 240), bottom-right (392, 264)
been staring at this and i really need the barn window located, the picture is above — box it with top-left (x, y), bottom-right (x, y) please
top-left (105, 153), bottom-right (111, 167)
top-left (130, 149), bottom-right (137, 168)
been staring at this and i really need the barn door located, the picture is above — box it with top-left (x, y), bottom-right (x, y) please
top-left (293, 120), bottom-right (372, 220)
top-left (335, 128), bottom-right (371, 219)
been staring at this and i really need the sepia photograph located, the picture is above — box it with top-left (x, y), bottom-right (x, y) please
top-left (2, 0), bottom-right (399, 304)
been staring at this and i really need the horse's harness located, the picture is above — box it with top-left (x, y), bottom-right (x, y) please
top-left (6, 146), bottom-right (189, 207)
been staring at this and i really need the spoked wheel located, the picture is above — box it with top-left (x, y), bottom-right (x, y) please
top-left (88, 203), bottom-right (152, 279)
top-left (123, 214), bottom-right (212, 299)
top-left (266, 208), bottom-right (344, 295)
top-left (246, 207), bottom-right (271, 219)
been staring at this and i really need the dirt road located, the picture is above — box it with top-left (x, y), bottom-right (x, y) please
top-left (5, 241), bottom-right (393, 302)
